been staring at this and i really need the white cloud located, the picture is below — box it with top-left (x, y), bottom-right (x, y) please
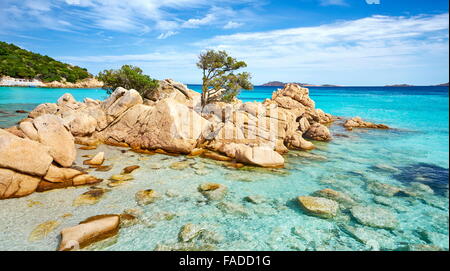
top-left (223, 21), bottom-right (243, 29)
top-left (1, 0), bottom-right (258, 34)
top-left (157, 31), bottom-right (178, 39)
top-left (182, 13), bottom-right (215, 28)
top-left (195, 13), bottom-right (449, 84)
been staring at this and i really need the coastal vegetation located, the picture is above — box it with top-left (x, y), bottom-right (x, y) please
top-left (197, 50), bottom-right (253, 107)
top-left (0, 41), bottom-right (90, 83)
top-left (97, 65), bottom-right (159, 96)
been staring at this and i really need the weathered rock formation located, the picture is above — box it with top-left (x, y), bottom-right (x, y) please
top-left (1, 80), bottom-right (337, 199)
top-left (344, 117), bottom-right (389, 130)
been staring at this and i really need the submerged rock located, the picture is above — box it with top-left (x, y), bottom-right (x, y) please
top-left (339, 224), bottom-right (396, 250)
top-left (406, 244), bottom-right (444, 251)
top-left (350, 205), bottom-right (398, 229)
top-left (217, 201), bottom-right (250, 217)
top-left (179, 223), bottom-right (205, 242)
top-left (73, 188), bottom-right (109, 206)
top-left (245, 195), bottom-right (267, 204)
top-left (58, 214), bottom-right (120, 251)
top-left (169, 161), bottom-right (191, 170)
top-left (312, 188), bottom-right (356, 208)
top-left (109, 174), bottom-right (134, 182)
top-left (198, 183), bottom-right (227, 201)
top-left (29, 220), bottom-right (61, 242)
top-left (122, 165), bottom-right (140, 174)
top-left (135, 189), bottom-right (160, 206)
top-left (95, 165), bottom-right (113, 172)
top-left (297, 196), bottom-right (339, 218)
top-left (367, 181), bottom-right (403, 197)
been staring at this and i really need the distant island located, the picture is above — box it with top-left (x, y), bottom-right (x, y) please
top-left (260, 81), bottom-right (341, 87)
top-left (0, 41), bottom-right (102, 88)
top-left (262, 81), bottom-right (449, 88)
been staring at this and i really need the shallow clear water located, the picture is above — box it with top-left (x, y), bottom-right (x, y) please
top-left (0, 85), bottom-right (448, 251)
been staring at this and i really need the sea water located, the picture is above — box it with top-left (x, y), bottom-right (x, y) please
top-left (0, 85), bottom-right (448, 251)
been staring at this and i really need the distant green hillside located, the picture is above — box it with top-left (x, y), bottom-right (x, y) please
top-left (0, 41), bottom-right (91, 83)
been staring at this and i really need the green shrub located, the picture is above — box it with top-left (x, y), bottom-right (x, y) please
top-left (97, 65), bottom-right (159, 96)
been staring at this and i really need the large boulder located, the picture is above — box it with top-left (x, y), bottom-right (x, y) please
top-left (0, 129), bottom-right (53, 176)
top-left (303, 123), bottom-right (332, 141)
top-left (235, 145), bottom-right (284, 167)
top-left (33, 114), bottom-right (76, 167)
top-left (102, 87), bottom-right (143, 123)
top-left (100, 99), bottom-right (210, 154)
top-left (28, 103), bottom-right (58, 119)
top-left (0, 168), bottom-right (41, 199)
top-left (58, 214), bottom-right (120, 251)
top-left (145, 79), bottom-right (200, 108)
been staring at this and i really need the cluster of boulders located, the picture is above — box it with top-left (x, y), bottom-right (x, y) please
top-left (1, 79), bottom-right (386, 200)
top-left (0, 114), bottom-right (101, 199)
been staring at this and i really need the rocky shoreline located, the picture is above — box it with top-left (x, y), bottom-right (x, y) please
top-left (0, 80), bottom-right (406, 250)
top-left (0, 76), bottom-right (103, 88)
top-left (0, 80), bottom-right (392, 201)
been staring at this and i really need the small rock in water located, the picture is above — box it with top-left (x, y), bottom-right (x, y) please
top-left (297, 196), bottom-right (339, 218)
top-left (122, 165), bottom-right (140, 174)
top-left (78, 145), bottom-right (97, 150)
top-left (245, 195), bottom-right (267, 204)
top-left (135, 189), bottom-right (160, 206)
top-left (119, 213), bottom-right (139, 228)
top-left (350, 205), bottom-right (398, 230)
top-left (73, 188), bottom-right (109, 206)
top-left (58, 214), bottom-right (120, 251)
top-left (198, 183), bottom-right (227, 201)
top-left (178, 223), bottom-right (205, 242)
top-left (83, 152), bottom-right (105, 166)
top-left (95, 165), bottom-right (113, 172)
top-left (29, 220), bottom-right (61, 241)
top-left (109, 174), bottom-right (134, 182)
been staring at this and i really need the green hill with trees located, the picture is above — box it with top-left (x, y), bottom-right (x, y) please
top-left (0, 41), bottom-right (91, 83)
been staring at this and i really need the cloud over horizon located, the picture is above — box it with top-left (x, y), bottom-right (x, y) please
top-left (59, 13), bottom-right (449, 85)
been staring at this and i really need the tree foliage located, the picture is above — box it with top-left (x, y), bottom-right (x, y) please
top-left (0, 41), bottom-right (91, 83)
top-left (97, 65), bottom-right (159, 96)
top-left (197, 50), bottom-right (252, 106)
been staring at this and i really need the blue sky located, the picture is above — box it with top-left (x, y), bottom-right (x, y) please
top-left (0, 0), bottom-right (448, 85)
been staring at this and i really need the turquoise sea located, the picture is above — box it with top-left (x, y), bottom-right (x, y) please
top-left (0, 85), bottom-right (448, 251)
